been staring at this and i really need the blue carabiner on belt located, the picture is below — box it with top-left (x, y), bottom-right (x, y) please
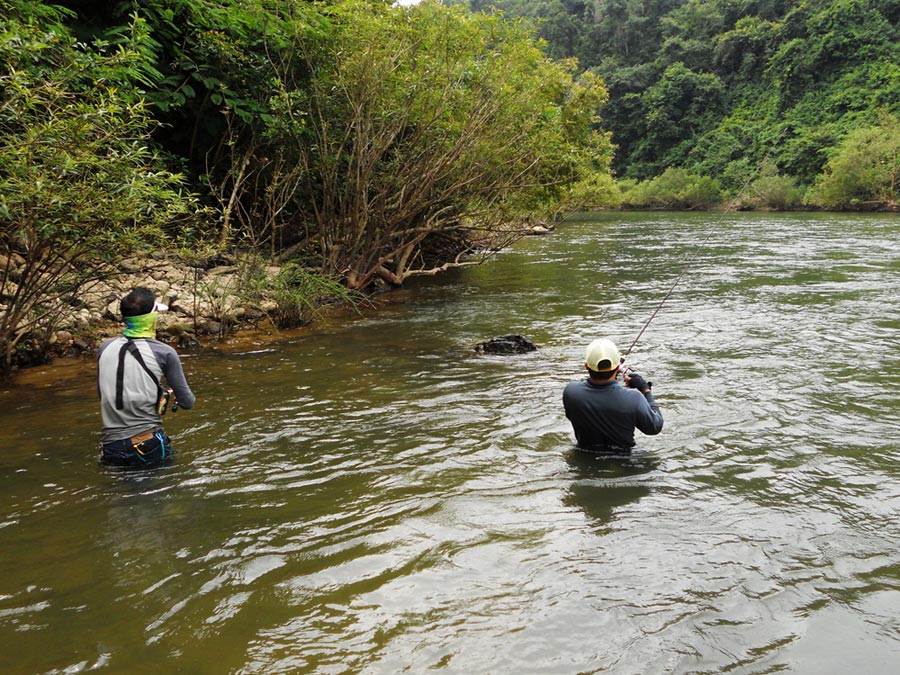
top-left (154, 431), bottom-right (166, 460)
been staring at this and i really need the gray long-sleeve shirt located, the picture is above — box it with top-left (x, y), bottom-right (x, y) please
top-left (97, 336), bottom-right (195, 444)
top-left (562, 378), bottom-right (663, 450)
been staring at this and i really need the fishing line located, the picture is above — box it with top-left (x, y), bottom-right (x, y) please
top-left (623, 131), bottom-right (786, 358)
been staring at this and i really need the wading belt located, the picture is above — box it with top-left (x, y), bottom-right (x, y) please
top-left (115, 338), bottom-right (162, 410)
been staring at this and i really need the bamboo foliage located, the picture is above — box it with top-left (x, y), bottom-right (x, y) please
top-left (0, 13), bottom-right (189, 374)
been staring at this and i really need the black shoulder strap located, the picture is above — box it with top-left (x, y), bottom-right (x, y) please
top-left (115, 338), bottom-right (161, 410)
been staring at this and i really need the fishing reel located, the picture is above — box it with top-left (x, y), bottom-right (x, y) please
top-left (619, 361), bottom-right (652, 390)
top-left (157, 387), bottom-right (179, 415)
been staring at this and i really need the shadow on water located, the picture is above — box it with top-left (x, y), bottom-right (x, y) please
top-left (562, 447), bottom-right (659, 527)
top-left (98, 464), bottom-right (184, 559)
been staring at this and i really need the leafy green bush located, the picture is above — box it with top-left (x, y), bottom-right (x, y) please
top-left (270, 263), bottom-right (359, 329)
top-left (619, 168), bottom-right (723, 210)
top-left (562, 172), bottom-right (623, 211)
top-left (808, 116), bottom-right (900, 209)
top-left (747, 162), bottom-right (805, 210)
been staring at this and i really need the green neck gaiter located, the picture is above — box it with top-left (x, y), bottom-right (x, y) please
top-left (122, 312), bottom-right (158, 338)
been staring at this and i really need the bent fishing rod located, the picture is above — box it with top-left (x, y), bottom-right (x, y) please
top-left (623, 131), bottom-right (786, 360)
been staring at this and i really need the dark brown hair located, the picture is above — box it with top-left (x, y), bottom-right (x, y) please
top-left (120, 287), bottom-right (156, 318)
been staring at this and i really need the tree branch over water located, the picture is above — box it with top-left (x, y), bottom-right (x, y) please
top-left (272, 2), bottom-right (612, 289)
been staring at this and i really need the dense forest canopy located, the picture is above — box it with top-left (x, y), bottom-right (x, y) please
top-left (1, 0), bottom-right (898, 374)
top-left (0, 0), bottom-right (612, 372)
top-left (467, 0), bottom-right (900, 192)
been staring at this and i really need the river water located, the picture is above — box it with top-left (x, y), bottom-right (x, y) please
top-left (1, 212), bottom-right (899, 674)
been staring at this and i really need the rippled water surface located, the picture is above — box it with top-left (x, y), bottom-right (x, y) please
top-left (2, 213), bottom-right (900, 674)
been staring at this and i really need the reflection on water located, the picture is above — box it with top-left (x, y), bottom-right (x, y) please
top-left (564, 449), bottom-right (657, 528)
top-left (2, 213), bottom-right (900, 673)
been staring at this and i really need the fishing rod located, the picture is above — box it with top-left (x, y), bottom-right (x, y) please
top-left (623, 131), bottom-right (786, 359)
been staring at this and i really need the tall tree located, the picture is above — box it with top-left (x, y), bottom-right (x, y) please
top-left (279, 1), bottom-right (613, 289)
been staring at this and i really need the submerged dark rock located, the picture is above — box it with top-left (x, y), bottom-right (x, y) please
top-left (474, 334), bottom-right (537, 354)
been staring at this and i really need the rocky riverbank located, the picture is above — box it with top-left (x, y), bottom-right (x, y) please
top-left (15, 224), bottom-right (557, 370)
top-left (48, 253), bottom-right (291, 359)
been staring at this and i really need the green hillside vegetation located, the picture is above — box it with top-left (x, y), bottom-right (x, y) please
top-left (1, 0), bottom-right (898, 373)
top-left (469, 0), bottom-right (900, 209)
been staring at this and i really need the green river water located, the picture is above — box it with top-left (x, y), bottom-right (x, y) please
top-left (1, 212), bottom-right (899, 674)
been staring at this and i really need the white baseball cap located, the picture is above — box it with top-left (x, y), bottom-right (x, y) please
top-left (584, 338), bottom-right (621, 372)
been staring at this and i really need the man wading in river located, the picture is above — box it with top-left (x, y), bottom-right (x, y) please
top-left (563, 338), bottom-right (663, 453)
top-left (96, 288), bottom-right (195, 467)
